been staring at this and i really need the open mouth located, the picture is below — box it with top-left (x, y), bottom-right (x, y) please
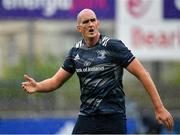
top-left (89, 29), bottom-right (94, 32)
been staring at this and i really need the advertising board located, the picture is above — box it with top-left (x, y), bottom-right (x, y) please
top-left (116, 0), bottom-right (180, 61)
top-left (0, 0), bottom-right (115, 19)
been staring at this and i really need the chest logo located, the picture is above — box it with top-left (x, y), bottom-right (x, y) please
top-left (97, 50), bottom-right (106, 60)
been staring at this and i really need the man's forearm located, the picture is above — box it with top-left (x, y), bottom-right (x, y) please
top-left (34, 68), bottom-right (72, 93)
top-left (36, 78), bottom-right (60, 92)
top-left (138, 71), bottom-right (164, 111)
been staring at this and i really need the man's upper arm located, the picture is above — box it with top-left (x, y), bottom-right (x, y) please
top-left (126, 58), bottom-right (147, 78)
top-left (62, 47), bottom-right (76, 74)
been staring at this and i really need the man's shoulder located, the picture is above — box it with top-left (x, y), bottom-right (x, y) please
top-left (100, 35), bottom-right (111, 47)
top-left (74, 40), bottom-right (83, 48)
top-left (103, 36), bottom-right (126, 50)
top-left (67, 40), bottom-right (83, 55)
top-left (108, 38), bottom-right (124, 46)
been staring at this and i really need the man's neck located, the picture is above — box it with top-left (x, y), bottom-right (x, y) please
top-left (84, 33), bottom-right (100, 48)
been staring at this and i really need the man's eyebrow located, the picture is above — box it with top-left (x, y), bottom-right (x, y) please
top-left (82, 18), bottom-right (96, 24)
top-left (90, 18), bottom-right (96, 21)
top-left (82, 19), bottom-right (89, 24)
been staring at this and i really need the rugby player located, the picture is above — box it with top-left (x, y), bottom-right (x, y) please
top-left (22, 9), bottom-right (174, 134)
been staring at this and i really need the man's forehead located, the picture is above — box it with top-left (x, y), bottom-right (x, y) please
top-left (78, 9), bottom-right (96, 17)
top-left (77, 9), bottom-right (97, 23)
top-left (81, 16), bottom-right (96, 21)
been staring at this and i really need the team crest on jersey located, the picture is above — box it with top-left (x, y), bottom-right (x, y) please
top-left (97, 50), bottom-right (106, 60)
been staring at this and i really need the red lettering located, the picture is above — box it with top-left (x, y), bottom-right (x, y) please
top-left (132, 27), bottom-right (143, 48)
top-left (131, 27), bottom-right (179, 49)
top-left (71, 0), bottom-right (108, 11)
top-left (144, 32), bottom-right (154, 47)
top-left (158, 32), bottom-right (172, 47)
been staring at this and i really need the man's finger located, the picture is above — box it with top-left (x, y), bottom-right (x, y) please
top-left (21, 85), bottom-right (25, 89)
top-left (24, 74), bottom-right (32, 82)
top-left (170, 115), bottom-right (174, 127)
top-left (157, 118), bottom-right (164, 125)
top-left (167, 118), bottom-right (173, 131)
top-left (21, 82), bottom-right (29, 85)
top-left (164, 119), bottom-right (171, 131)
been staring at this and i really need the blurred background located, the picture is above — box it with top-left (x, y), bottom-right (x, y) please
top-left (0, 0), bottom-right (179, 134)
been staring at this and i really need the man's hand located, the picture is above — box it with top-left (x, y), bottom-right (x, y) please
top-left (21, 74), bottom-right (38, 94)
top-left (155, 107), bottom-right (174, 131)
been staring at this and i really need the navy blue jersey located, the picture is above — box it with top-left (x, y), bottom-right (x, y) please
top-left (62, 35), bottom-right (135, 117)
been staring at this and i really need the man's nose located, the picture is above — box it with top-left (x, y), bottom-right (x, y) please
top-left (89, 21), bottom-right (93, 26)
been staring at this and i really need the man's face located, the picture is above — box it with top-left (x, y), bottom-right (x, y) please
top-left (77, 13), bottom-right (100, 39)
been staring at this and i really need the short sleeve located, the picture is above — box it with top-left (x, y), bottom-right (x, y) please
top-left (62, 48), bottom-right (76, 74)
top-left (107, 39), bottom-right (135, 68)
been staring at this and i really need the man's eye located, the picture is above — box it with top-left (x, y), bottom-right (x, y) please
top-left (90, 19), bottom-right (96, 22)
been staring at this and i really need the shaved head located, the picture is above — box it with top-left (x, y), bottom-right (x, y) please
top-left (76, 8), bottom-right (100, 46)
top-left (77, 9), bottom-right (97, 25)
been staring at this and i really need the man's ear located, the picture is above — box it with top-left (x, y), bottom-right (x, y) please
top-left (76, 25), bottom-right (81, 32)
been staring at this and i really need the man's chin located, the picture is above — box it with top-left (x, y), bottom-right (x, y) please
top-left (87, 33), bottom-right (97, 38)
